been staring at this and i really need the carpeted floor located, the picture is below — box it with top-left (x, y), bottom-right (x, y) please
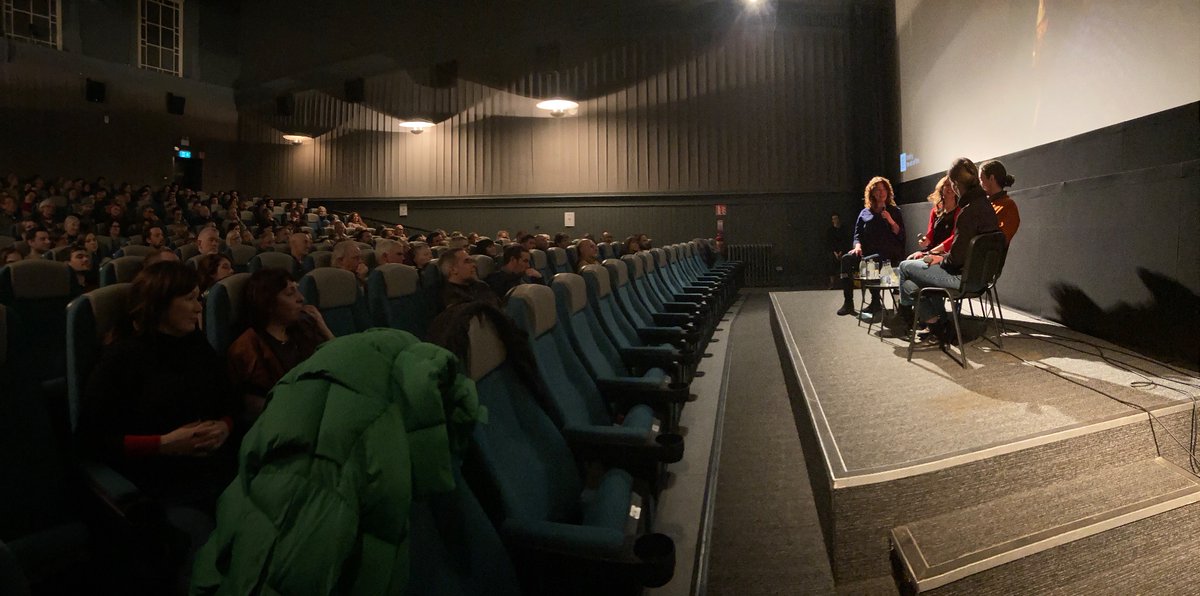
top-left (771, 290), bottom-right (1200, 477)
top-left (706, 293), bottom-right (836, 595)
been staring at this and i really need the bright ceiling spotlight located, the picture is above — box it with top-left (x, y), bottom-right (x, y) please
top-left (398, 119), bottom-right (435, 134)
top-left (281, 134), bottom-right (312, 145)
top-left (535, 98), bottom-right (579, 117)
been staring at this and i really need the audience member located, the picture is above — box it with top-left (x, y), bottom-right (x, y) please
top-left (575, 238), bottom-right (600, 271)
top-left (439, 247), bottom-right (499, 309)
top-left (62, 215), bottom-right (82, 244)
top-left (197, 253), bottom-right (234, 295)
top-left (553, 233), bottom-right (571, 249)
top-left (227, 269), bottom-right (333, 418)
top-left (145, 224), bottom-right (168, 249)
top-left (144, 247), bottom-right (180, 267)
top-left (405, 241), bottom-right (433, 270)
top-left (836, 176), bottom-right (905, 317)
top-left (78, 260), bottom-right (237, 510)
top-left (825, 213), bottom-right (848, 289)
top-left (67, 243), bottom-right (98, 292)
top-left (375, 239), bottom-right (406, 265)
top-left (23, 225), bottom-right (51, 260)
top-left (197, 226), bottom-right (221, 256)
top-left (485, 244), bottom-right (544, 300)
top-left (601, 231), bottom-right (614, 243)
top-left (495, 229), bottom-right (510, 242)
top-left (623, 236), bottom-right (641, 255)
top-left (225, 229), bottom-right (242, 247)
top-left (979, 160), bottom-right (1020, 246)
top-left (332, 240), bottom-right (367, 284)
top-left (287, 231), bottom-right (311, 266)
top-left (1, 246), bottom-right (20, 265)
top-left (533, 234), bottom-right (550, 251)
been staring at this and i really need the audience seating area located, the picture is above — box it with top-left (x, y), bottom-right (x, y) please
top-left (0, 176), bottom-right (744, 594)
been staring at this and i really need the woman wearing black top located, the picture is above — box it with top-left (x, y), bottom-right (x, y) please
top-left (78, 261), bottom-right (238, 508)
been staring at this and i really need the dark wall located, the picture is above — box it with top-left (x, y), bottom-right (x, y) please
top-left (897, 103), bottom-right (1200, 365)
top-left (0, 0), bottom-right (241, 188)
top-left (321, 192), bottom-right (861, 287)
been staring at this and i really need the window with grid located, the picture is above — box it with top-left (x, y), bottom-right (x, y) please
top-left (139, 0), bottom-right (183, 77)
top-left (2, 0), bottom-right (62, 49)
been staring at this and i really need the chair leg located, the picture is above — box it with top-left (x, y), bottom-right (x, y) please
top-left (947, 299), bottom-right (968, 368)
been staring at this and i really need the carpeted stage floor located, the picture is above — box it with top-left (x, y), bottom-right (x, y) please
top-left (770, 290), bottom-right (1199, 481)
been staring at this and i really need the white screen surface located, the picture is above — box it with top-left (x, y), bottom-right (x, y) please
top-left (896, 0), bottom-right (1200, 181)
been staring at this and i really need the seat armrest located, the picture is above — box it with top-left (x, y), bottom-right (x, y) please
top-left (563, 426), bottom-right (684, 465)
top-left (81, 460), bottom-right (153, 519)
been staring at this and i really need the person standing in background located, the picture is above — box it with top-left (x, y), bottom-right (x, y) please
top-left (825, 213), bottom-right (848, 289)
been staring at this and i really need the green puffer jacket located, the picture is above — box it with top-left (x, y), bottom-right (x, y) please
top-left (191, 328), bottom-right (484, 595)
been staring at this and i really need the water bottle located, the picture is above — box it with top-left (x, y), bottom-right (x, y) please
top-left (859, 259), bottom-right (867, 279)
top-left (880, 263), bottom-right (893, 284)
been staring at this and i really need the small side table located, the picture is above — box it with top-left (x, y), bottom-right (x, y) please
top-left (857, 277), bottom-right (900, 337)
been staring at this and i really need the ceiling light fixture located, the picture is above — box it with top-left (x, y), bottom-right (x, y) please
top-left (281, 134), bottom-right (312, 145)
top-left (535, 98), bottom-right (579, 117)
top-left (399, 119), bottom-right (435, 134)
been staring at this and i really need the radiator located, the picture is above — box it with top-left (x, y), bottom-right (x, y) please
top-left (725, 243), bottom-right (774, 286)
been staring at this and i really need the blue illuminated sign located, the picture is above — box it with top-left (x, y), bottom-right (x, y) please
top-left (178, 150), bottom-right (192, 159)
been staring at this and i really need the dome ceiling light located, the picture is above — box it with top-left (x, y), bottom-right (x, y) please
top-left (535, 98), bottom-right (579, 117)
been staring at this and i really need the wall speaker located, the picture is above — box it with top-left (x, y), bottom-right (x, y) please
top-left (85, 79), bottom-right (106, 103)
top-left (276, 94), bottom-right (295, 116)
top-left (345, 78), bottom-right (365, 103)
top-left (166, 93), bottom-right (186, 115)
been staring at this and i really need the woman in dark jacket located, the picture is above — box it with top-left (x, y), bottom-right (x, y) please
top-left (78, 261), bottom-right (238, 508)
top-left (837, 176), bottom-right (905, 316)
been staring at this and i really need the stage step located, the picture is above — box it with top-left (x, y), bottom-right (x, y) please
top-left (890, 457), bottom-right (1200, 594)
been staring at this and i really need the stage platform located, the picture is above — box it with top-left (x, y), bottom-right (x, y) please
top-left (770, 290), bottom-right (1200, 593)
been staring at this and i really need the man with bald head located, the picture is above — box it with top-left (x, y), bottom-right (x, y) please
top-left (288, 231), bottom-right (311, 267)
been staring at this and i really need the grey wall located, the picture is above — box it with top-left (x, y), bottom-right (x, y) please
top-left (0, 0), bottom-right (240, 188)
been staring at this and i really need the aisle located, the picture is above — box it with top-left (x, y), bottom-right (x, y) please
top-left (705, 292), bottom-right (835, 595)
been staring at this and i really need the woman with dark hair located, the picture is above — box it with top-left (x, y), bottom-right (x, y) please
top-left (78, 261), bottom-right (238, 507)
top-left (624, 235), bottom-right (641, 255)
top-left (196, 253), bottom-right (234, 295)
top-left (979, 160), bottom-right (1020, 246)
top-left (227, 269), bottom-right (333, 418)
top-left (837, 176), bottom-right (905, 317)
top-left (889, 158), bottom-right (1000, 341)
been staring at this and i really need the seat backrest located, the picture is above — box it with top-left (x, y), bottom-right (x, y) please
top-left (205, 272), bottom-right (250, 354)
top-left (547, 247), bottom-right (571, 275)
top-left (0, 261), bottom-right (75, 382)
top-left (551, 272), bottom-right (626, 380)
top-left (465, 314), bottom-right (583, 524)
top-left (65, 283), bottom-right (131, 431)
top-left (100, 255), bottom-right (144, 286)
top-left (566, 245), bottom-right (578, 268)
top-left (579, 263), bottom-right (640, 350)
top-left (432, 245), bottom-right (449, 258)
top-left (367, 263), bottom-right (430, 337)
top-left (299, 268), bottom-right (367, 336)
top-left (115, 244), bottom-right (156, 258)
top-left (529, 249), bottom-right (552, 281)
top-left (472, 254), bottom-right (496, 279)
top-left (228, 244), bottom-right (258, 268)
top-left (606, 258), bottom-right (657, 327)
top-left (248, 251), bottom-right (298, 276)
top-left (0, 235), bottom-right (12, 250)
top-left (361, 248), bottom-right (377, 271)
top-left (506, 284), bottom-right (611, 429)
top-left (960, 231), bottom-right (1008, 295)
top-left (598, 242), bottom-right (613, 261)
top-left (304, 250), bottom-right (333, 271)
top-left (177, 242), bottom-right (200, 261)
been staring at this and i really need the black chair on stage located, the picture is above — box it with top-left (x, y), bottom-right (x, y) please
top-left (906, 231), bottom-right (1007, 368)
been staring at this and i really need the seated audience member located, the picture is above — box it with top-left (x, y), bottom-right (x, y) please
top-left (144, 247), bottom-right (180, 267)
top-left (637, 233), bottom-right (653, 251)
top-left (888, 158), bottom-right (1000, 342)
top-left (197, 226), bottom-right (221, 256)
top-left (979, 160), bottom-right (1020, 246)
top-left (287, 231), bottom-right (311, 265)
top-left (227, 269), bottom-right (334, 418)
top-left (836, 176), bottom-right (905, 317)
top-left (0, 194), bottom-right (17, 234)
top-left (353, 228), bottom-right (373, 244)
top-left (515, 233), bottom-right (537, 252)
top-left (197, 253), bottom-right (235, 296)
top-left (427, 230), bottom-right (447, 247)
top-left (473, 238), bottom-right (500, 259)
top-left (495, 229), bottom-right (510, 243)
top-left (623, 236), bottom-right (641, 255)
top-left (23, 225), bottom-right (52, 260)
top-left (62, 215), bottom-right (82, 244)
top-left (534, 234), bottom-right (551, 251)
top-left (256, 228), bottom-right (276, 252)
top-left (553, 233), bottom-right (572, 250)
top-left (1, 246), bottom-right (21, 265)
top-left (145, 224), bottom-right (169, 249)
top-left (332, 240), bottom-right (367, 285)
top-left (346, 211), bottom-right (367, 231)
top-left (575, 238), bottom-right (600, 271)
top-left (329, 220), bottom-right (349, 242)
top-left (33, 199), bottom-right (57, 229)
top-left (439, 247), bottom-right (499, 309)
top-left (485, 243), bottom-right (544, 300)
top-left (404, 241), bottom-right (433, 271)
top-left (601, 230), bottom-right (614, 244)
top-left (374, 239), bottom-right (406, 265)
top-left (225, 228), bottom-right (243, 247)
top-left (67, 242), bottom-right (98, 292)
top-left (77, 260), bottom-right (237, 512)
top-left (393, 223), bottom-right (405, 239)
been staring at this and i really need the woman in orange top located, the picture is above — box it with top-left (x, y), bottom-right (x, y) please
top-left (980, 160), bottom-right (1020, 245)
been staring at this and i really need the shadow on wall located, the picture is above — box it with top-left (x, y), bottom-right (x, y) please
top-left (1051, 268), bottom-right (1200, 370)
